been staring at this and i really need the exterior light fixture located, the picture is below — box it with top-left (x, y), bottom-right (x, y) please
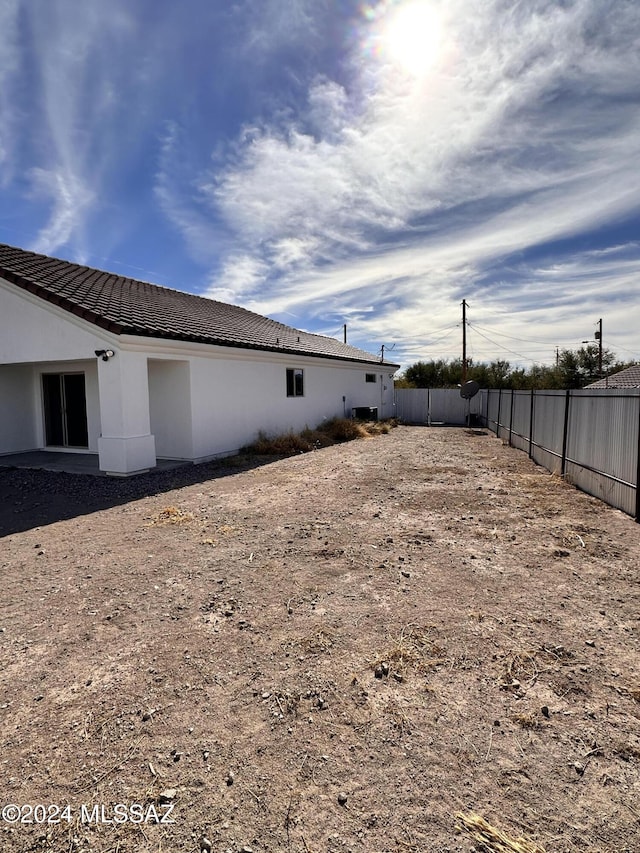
top-left (95, 349), bottom-right (115, 361)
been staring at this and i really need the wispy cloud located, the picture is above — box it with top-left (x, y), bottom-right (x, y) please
top-left (2, 0), bottom-right (638, 367)
top-left (2, 1), bottom-right (149, 257)
top-left (186, 0), bottom-right (640, 362)
top-left (0, 0), bottom-right (21, 184)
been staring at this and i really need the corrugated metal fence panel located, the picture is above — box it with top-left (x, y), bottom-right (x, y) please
top-left (510, 391), bottom-right (532, 453)
top-left (429, 389), bottom-right (483, 424)
top-left (475, 387), bottom-right (639, 519)
top-left (531, 390), bottom-right (567, 475)
top-left (564, 390), bottom-right (640, 516)
top-left (395, 388), bottom-right (429, 423)
top-left (486, 389), bottom-right (500, 432)
top-left (496, 390), bottom-right (513, 441)
top-left (395, 389), bottom-right (483, 425)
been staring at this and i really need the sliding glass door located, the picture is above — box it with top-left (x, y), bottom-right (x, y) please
top-left (42, 373), bottom-right (89, 448)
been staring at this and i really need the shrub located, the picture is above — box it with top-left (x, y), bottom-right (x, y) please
top-left (317, 417), bottom-right (369, 442)
top-left (243, 418), bottom-right (397, 456)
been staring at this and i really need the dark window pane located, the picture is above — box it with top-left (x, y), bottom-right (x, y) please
top-left (63, 374), bottom-right (89, 447)
top-left (43, 374), bottom-right (64, 446)
top-left (286, 368), bottom-right (303, 397)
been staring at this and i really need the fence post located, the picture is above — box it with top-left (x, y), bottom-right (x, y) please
top-left (497, 388), bottom-right (502, 439)
top-left (561, 388), bottom-right (571, 478)
top-left (508, 390), bottom-right (515, 447)
top-left (635, 394), bottom-right (640, 522)
top-left (528, 388), bottom-right (534, 458)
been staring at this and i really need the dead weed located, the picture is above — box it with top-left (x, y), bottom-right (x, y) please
top-left (498, 645), bottom-right (575, 693)
top-left (148, 506), bottom-right (194, 525)
top-left (372, 625), bottom-right (447, 681)
top-left (456, 812), bottom-right (546, 853)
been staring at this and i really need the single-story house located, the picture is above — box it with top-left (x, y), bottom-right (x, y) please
top-left (585, 364), bottom-right (640, 389)
top-left (0, 243), bottom-right (399, 475)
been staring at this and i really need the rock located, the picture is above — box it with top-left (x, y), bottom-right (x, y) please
top-left (541, 705), bottom-right (550, 718)
top-left (226, 771), bottom-right (235, 786)
top-left (585, 639), bottom-right (596, 647)
top-left (158, 789), bottom-right (177, 803)
top-left (199, 836), bottom-right (212, 852)
top-left (337, 791), bottom-right (348, 806)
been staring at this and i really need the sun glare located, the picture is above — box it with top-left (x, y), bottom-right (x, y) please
top-left (382, 1), bottom-right (443, 77)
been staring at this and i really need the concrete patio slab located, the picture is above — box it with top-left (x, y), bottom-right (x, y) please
top-left (0, 451), bottom-right (189, 476)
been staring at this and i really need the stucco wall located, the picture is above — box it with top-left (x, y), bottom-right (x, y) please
top-left (0, 364), bottom-right (37, 453)
top-left (148, 359), bottom-right (193, 459)
top-left (186, 350), bottom-right (396, 461)
top-left (0, 279), bottom-right (115, 364)
top-left (0, 360), bottom-right (99, 454)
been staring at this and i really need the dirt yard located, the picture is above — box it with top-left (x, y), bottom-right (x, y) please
top-left (1, 426), bottom-right (639, 853)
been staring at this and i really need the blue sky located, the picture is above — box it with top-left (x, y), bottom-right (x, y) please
top-left (1, 0), bottom-right (639, 370)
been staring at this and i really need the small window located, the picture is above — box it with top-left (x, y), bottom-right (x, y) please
top-left (286, 368), bottom-right (304, 397)
top-left (365, 373), bottom-right (377, 383)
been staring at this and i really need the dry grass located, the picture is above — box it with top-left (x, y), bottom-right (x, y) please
top-left (456, 812), bottom-right (547, 853)
top-left (372, 625), bottom-right (447, 681)
top-left (510, 712), bottom-right (542, 729)
top-left (243, 417), bottom-right (397, 455)
top-left (148, 506), bottom-right (195, 525)
top-left (498, 645), bottom-right (575, 692)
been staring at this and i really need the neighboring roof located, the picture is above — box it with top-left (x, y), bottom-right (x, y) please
top-left (585, 364), bottom-right (640, 388)
top-left (0, 243), bottom-right (397, 367)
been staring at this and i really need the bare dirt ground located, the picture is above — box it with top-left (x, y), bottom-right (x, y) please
top-left (1, 425), bottom-right (639, 853)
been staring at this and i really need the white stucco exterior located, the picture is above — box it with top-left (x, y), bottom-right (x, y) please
top-left (0, 278), bottom-right (397, 474)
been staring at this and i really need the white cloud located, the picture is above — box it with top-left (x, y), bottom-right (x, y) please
top-left (187, 0), bottom-right (640, 366)
top-left (13, 1), bottom-right (138, 256)
top-left (28, 167), bottom-right (95, 256)
top-left (0, 0), bottom-right (20, 183)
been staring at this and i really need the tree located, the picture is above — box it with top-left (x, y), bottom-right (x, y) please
top-left (557, 344), bottom-right (620, 388)
top-left (403, 359), bottom-right (450, 388)
top-left (398, 347), bottom-right (634, 391)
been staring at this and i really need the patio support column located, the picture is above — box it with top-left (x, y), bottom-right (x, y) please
top-left (97, 351), bottom-right (156, 475)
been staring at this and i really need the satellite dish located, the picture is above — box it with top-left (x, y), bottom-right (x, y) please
top-left (460, 380), bottom-right (480, 399)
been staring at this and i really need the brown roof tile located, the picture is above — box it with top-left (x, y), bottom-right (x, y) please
top-left (0, 244), bottom-right (394, 366)
top-left (585, 364), bottom-right (640, 388)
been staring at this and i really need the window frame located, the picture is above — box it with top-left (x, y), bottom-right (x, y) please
top-left (286, 367), bottom-right (304, 397)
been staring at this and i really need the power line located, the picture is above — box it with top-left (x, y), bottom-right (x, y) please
top-left (467, 324), bottom-right (538, 363)
top-left (468, 322), bottom-right (565, 347)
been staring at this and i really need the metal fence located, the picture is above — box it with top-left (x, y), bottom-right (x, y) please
top-left (483, 388), bottom-right (640, 520)
top-left (395, 388), bottom-right (484, 425)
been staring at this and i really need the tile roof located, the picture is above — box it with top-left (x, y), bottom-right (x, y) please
top-left (585, 364), bottom-right (640, 388)
top-left (0, 244), bottom-right (395, 366)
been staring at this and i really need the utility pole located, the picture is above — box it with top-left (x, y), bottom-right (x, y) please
top-left (380, 344), bottom-right (385, 363)
top-left (595, 318), bottom-right (603, 378)
top-left (461, 299), bottom-right (467, 383)
top-left (556, 346), bottom-right (560, 368)
top-left (343, 323), bottom-right (347, 344)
